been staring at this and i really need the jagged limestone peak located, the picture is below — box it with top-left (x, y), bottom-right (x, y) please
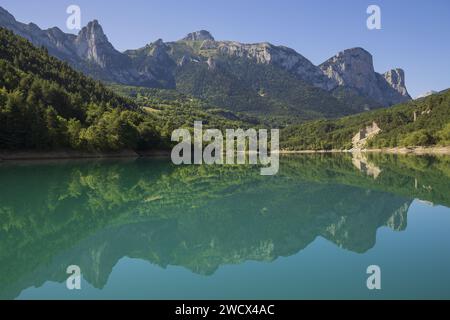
top-left (181, 30), bottom-right (215, 42)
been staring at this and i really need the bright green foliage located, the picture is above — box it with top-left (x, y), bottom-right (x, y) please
top-left (281, 90), bottom-right (450, 150)
top-left (0, 28), bottom-right (163, 151)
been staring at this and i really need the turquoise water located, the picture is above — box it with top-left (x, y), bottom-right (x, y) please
top-left (1, 153), bottom-right (449, 300)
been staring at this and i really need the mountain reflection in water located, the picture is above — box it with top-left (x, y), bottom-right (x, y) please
top-left (0, 153), bottom-right (449, 299)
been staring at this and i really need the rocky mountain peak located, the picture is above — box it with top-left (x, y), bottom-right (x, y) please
top-left (153, 38), bottom-right (165, 46)
top-left (319, 47), bottom-right (411, 106)
top-left (74, 20), bottom-right (128, 70)
top-left (320, 47), bottom-right (375, 87)
top-left (182, 30), bottom-right (215, 42)
top-left (147, 39), bottom-right (171, 61)
top-left (382, 68), bottom-right (408, 97)
top-left (77, 20), bottom-right (108, 43)
top-left (340, 47), bottom-right (373, 59)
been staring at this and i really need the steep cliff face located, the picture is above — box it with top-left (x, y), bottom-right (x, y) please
top-left (383, 68), bottom-right (409, 97)
top-left (213, 41), bottom-right (334, 90)
top-left (75, 20), bottom-right (117, 68)
top-left (72, 20), bottom-right (148, 84)
top-left (0, 6), bottom-right (412, 114)
top-left (320, 48), bottom-right (411, 106)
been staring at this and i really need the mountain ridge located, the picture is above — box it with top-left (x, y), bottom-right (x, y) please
top-left (0, 6), bottom-right (412, 121)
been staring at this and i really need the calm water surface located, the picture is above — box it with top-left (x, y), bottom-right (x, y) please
top-left (0, 153), bottom-right (449, 299)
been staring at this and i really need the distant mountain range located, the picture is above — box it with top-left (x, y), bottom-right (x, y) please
top-left (416, 90), bottom-right (438, 100)
top-left (0, 6), bottom-right (411, 122)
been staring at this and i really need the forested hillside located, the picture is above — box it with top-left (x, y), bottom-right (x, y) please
top-left (281, 90), bottom-right (450, 150)
top-left (0, 28), bottom-right (264, 152)
top-left (0, 28), bottom-right (167, 151)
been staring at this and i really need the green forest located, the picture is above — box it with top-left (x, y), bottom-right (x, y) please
top-left (281, 90), bottom-right (450, 150)
top-left (0, 28), bottom-right (164, 151)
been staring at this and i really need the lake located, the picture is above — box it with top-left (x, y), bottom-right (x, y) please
top-left (0, 153), bottom-right (449, 300)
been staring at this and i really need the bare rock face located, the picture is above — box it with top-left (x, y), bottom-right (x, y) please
top-left (72, 20), bottom-right (151, 85)
top-left (320, 48), bottom-right (376, 91)
top-left (75, 20), bottom-right (115, 68)
top-left (182, 30), bottom-right (215, 42)
top-left (352, 122), bottom-right (382, 149)
top-left (320, 48), bottom-right (411, 106)
top-left (216, 41), bottom-right (334, 90)
top-left (383, 69), bottom-right (408, 97)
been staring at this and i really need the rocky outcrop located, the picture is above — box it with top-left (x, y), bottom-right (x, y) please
top-left (75, 20), bottom-right (116, 68)
top-left (383, 69), bottom-right (409, 97)
top-left (215, 41), bottom-right (334, 90)
top-left (320, 48), bottom-right (411, 106)
top-left (352, 122), bottom-right (382, 149)
top-left (181, 30), bottom-right (215, 42)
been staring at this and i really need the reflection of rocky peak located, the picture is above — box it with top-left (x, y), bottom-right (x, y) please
top-left (14, 186), bottom-right (410, 292)
top-left (3, 153), bottom-right (450, 299)
top-left (386, 203), bottom-right (409, 231)
top-left (0, 171), bottom-right (414, 297)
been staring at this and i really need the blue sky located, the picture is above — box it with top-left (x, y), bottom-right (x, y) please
top-left (1, 0), bottom-right (449, 97)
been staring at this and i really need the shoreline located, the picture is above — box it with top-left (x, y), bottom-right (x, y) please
top-left (1, 146), bottom-right (449, 162)
top-left (0, 149), bottom-right (171, 162)
top-left (279, 146), bottom-right (450, 155)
